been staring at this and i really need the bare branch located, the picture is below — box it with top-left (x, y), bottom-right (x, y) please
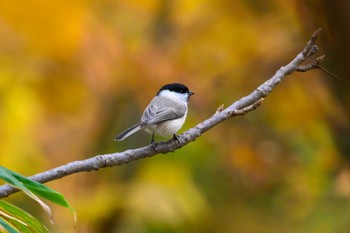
top-left (303, 28), bottom-right (322, 57)
top-left (295, 55), bottom-right (325, 72)
top-left (213, 104), bottom-right (225, 115)
top-left (0, 29), bottom-right (324, 198)
top-left (234, 98), bottom-right (264, 116)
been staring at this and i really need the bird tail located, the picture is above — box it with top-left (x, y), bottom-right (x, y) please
top-left (115, 124), bottom-right (142, 141)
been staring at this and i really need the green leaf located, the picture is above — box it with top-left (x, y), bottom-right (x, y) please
top-left (12, 172), bottom-right (77, 224)
top-left (0, 166), bottom-right (53, 223)
top-left (0, 166), bottom-right (76, 224)
top-left (13, 174), bottom-right (72, 209)
top-left (0, 200), bottom-right (49, 233)
top-left (0, 217), bottom-right (20, 233)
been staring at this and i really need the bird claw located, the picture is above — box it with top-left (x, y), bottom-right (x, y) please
top-left (151, 141), bottom-right (157, 151)
top-left (173, 134), bottom-right (184, 144)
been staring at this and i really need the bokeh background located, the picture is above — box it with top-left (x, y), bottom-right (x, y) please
top-left (0, 0), bottom-right (349, 232)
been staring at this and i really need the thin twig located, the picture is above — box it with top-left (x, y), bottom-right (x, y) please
top-left (295, 55), bottom-right (325, 72)
top-left (318, 66), bottom-right (350, 88)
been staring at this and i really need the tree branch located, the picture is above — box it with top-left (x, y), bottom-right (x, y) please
top-left (0, 29), bottom-right (324, 198)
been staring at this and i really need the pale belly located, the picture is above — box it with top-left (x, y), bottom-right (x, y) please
top-left (145, 116), bottom-right (186, 137)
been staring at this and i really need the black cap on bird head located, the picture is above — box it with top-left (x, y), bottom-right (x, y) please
top-left (157, 83), bottom-right (194, 97)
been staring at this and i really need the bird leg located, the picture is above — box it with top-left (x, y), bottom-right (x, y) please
top-left (150, 133), bottom-right (157, 150)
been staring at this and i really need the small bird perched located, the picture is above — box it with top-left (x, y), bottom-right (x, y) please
top-left (115, 83), bottom-right (194, 144)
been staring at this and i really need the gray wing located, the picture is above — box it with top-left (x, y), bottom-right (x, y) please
top-left (140, 96), bottom-right (186, 126)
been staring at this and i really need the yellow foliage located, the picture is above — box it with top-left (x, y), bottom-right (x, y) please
top-left (125, 161), bottom-right (208, 225)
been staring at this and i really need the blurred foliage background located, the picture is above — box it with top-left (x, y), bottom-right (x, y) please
top-left (0, 0), bottom-right (349, 232)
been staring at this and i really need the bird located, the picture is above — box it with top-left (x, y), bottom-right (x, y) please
top-left (115, 83), bottom-right (194, 144)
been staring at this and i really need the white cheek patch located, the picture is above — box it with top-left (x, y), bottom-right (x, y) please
top-left (158, 90), bottom-right (189, 104)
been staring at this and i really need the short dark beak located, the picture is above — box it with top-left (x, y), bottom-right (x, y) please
top-left (187, 92), bottom-right (194, 101)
